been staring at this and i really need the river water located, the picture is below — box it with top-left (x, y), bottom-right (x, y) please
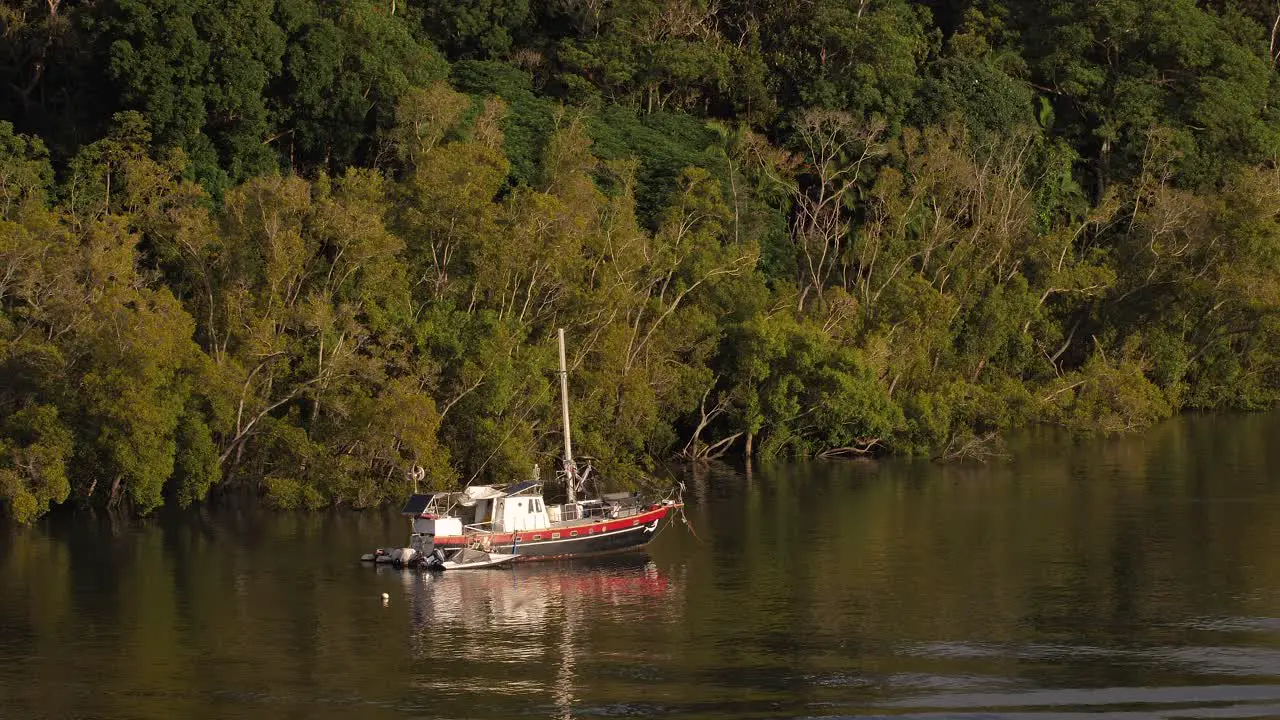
top-left (4, 412), bottom-right (1280, 719)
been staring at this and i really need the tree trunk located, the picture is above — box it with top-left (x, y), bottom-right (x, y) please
top-left (745, 431), bottom-right (753, 458)
top-left (108, 474), bottom-right (123, 508)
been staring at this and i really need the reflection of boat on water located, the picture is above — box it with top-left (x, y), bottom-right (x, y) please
top-left (386, 329), bottom-right (682, 564)
top-left (406, 555), bottom-right (677, 631)
top-left (400, 556), bottom-right (681, 716)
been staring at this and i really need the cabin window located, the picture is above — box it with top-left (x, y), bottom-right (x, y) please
top-left (528, 500), bottom-right (535, 514)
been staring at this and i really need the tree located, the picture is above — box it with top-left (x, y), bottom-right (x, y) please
top-left (270, 0), bottom-right (449, 173)
top-left (420, 0), bottom-right (531, 58)
top-left (0, 403), bottom-right (73, 524)
top-left (95, 0), bottom-right (285, 188)
top-left (1002, 0), bottom-right (1280, 189)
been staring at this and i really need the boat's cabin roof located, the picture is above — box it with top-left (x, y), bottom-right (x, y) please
top-left (400, 481), bottom-right (547, 517)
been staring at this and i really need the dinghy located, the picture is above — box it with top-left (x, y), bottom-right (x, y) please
top-left (439, 548), bottom-right (518, 570)
top-left (360, 546), bottom-right (516, 570)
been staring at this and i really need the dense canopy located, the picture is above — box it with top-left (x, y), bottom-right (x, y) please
top-left (4, 0), bottom-right (1280, 522)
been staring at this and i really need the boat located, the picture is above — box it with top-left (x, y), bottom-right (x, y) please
top-left (396, 328), bottom-right (682, 562)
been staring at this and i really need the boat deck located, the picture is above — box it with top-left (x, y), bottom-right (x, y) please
top-left (432, 503), bottom-right (678, 559)
top-left (459, 502), bottom-right (651, 536)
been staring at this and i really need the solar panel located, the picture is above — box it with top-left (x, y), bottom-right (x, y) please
top-left (400, 493), bottom-right (437, 515)
top-left (503, 480), bottom-right (541, 496)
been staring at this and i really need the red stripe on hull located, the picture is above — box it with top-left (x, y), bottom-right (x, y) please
top-left (433, 504), bottom-right (676, 560)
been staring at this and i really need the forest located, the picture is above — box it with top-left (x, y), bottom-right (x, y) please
top-left (3, 0), bottom-right (1280, 523)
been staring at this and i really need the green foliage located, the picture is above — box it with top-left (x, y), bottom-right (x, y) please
top-left (587, 107), bottom-right (719, 227)
top-left (2, 0), bottom-right (1280, 523)
top-left (263, 474), bottom-right (326, 510)
top-left (1045, 352), bottom-right (1173, 435)
top-left (1004, 0), bottom-right (1280, 187)
top-left (450, 60), bottom-right (557, 187)
top-left (0, 403), bottom-right (73, 524)
top-left (77, 285), bottom-right (199, 513)
top-left (171, 411), bottom-right (220, 508)
top-left (272, 0), bottom-right (449, 172)
top-left (551, 0), bottom-right (736, 116)
top-left (0, 122), bottom-right (54, 217)
top-left (718, 312), bottom-right (899, 459)
top-left (771, 0), bottom-right (934, 127)
top-left (916, 54), bottom-right (1033, 141)
top-left (96, 0), bottom-right (285, 184)
top-left (420, 0), bottom-right (530, 58)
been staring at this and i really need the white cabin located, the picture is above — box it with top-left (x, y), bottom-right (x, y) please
top-left (400, 482), bottom-right (553, 538)
top-left (490, 481), bottom-right (549, 532)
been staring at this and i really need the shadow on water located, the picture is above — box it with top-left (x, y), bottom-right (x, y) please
top-left (3, 411), bottom-right (1280, 719)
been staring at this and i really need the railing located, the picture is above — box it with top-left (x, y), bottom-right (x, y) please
top-left (463, 521), bottom-right (495, 533)
top-left (554, 504), bottom-right (581, 522)
top-left (549, 502), bottom-right (644, 524)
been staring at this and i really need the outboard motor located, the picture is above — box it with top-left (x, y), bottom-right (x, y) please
top-left (423, 547), bottom-right (447, 571)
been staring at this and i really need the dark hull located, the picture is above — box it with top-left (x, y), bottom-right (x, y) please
top-left (434, 505), bottom-right (674, 562)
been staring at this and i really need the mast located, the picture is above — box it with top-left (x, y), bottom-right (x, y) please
top-left (557, 328), bottom-right (577, 503)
